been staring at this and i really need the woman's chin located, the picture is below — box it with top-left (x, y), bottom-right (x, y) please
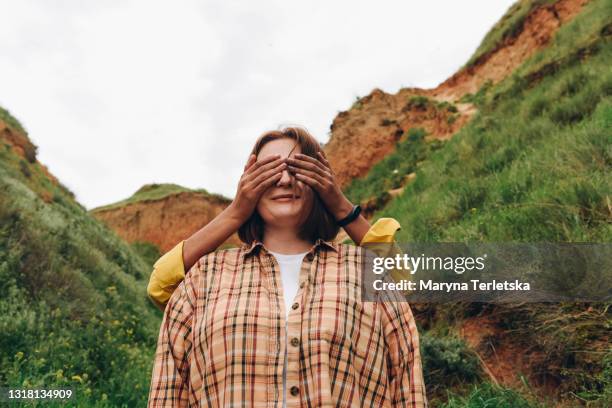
top-left (262, 207), bottom-right (306, 223)
top-left (271, 210), bottom-right (302, 219)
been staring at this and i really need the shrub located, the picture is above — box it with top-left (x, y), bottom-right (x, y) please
top-left (405, 95), bottom-right (430, 111)
top-left (421, 333), bottom-right (482, 398)
top-left (130, 241), bottom-right (162, 267)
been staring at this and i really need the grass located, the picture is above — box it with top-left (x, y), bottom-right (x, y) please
top-left (405, 95), bottom-right (431, 110)
top-left (90, 182), bottom-right (231, 212)
top-left (0, 105), bottom-right (27, 135)
top-left (440, 382), bottom-right (544, 408)
top-left (402, 95), bottom-right (459, 113)
top-left (378, 16), bottom-right (611, 243)
top-left (351, 95), bottom-right (363, 110)
top-left (344, 128), bottom-right (446, 207)
top-left (130, 241), bottom-right (162, 266)
top-left (0, 127), bottom-right (162, 406)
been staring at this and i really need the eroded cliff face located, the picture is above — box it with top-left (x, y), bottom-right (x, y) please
top-left (91, 191), bottom-right (241, 253)
top-left (433, 0), bottom-right (588, 101)
top-left (324, 0), bottom-right (587, 188)
top-left (324, 88), bottom-right (473, 187)
top-left (0, 118), bottom-right (71, 204)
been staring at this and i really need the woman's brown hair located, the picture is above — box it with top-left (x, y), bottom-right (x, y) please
top-left (238, 126), bottom-right (340, 245)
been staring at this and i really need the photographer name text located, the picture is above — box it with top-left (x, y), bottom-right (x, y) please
top-left (373, 279), bottom-right (531, 292)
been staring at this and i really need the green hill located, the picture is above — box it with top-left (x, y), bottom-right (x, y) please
top-left (90, 182), bottom-right (231, 213)
top-left (350, 0), bottom-right (610, 405)
top-left (377, 0), bottom-right (611, 243)
top-left (0, 112), bottom-right (161, 406)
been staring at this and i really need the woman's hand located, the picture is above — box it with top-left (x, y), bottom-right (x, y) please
top-left (182, 154), bottom-right (285, 273)
top-left (286, 151), bottom-right (353, 221)
top-left (228, 153), bottom-right (288, 223)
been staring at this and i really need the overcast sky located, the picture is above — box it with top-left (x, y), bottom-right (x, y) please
top-left (0, 0), bottom-right (515, 209)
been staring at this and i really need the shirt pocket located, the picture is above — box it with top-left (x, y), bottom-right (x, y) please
top-left (305, 282), bottom-right (376, 362)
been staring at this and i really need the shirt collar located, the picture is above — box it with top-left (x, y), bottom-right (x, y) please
top-left (242, 237), bottom-right (338, 258)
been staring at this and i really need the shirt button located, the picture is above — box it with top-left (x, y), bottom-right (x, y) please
top-left (290, 337), bottom-right (300, 347)
top-left (299, 281), bottom-right (305, 288)
top-left (290, 386), bottom-right (299, 396)
top-left (305, 253), bottom-right (314, 261)
top-left (291, 302), bottom-right (299, 310)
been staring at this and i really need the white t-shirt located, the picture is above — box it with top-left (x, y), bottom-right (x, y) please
top-left (269, 250), bottom-right (308, 408)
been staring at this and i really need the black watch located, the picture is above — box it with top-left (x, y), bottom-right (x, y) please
top-left (336, 204), bottom-right (362, 227)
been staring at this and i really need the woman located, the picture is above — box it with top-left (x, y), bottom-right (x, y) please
top-left (147, 126), bottom-right (427, 407)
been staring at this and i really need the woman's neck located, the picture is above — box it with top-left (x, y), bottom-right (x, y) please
top-left (262, 225), bottom-right (313, 254)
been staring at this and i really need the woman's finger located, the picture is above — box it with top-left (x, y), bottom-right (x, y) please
top-left (246, 154), bottom-right (281, 175)
top-left (294, 172), bottom-right (323, 190)
top-left (298, 152), bottom-right (331, 173)
top-left (287, 162), bottom-right (331, 182)
top-left (294, 153), bottom-right (326, 168)
top-left (287, 155), bottom-right (326, 176)
top-left (248, 162), bottom-right (286, 190)
top-left (244, 154), bottom-right (257, 172)
top-left (317, 151), bottom-right (331, 168)
top-left (288, 165), bottom-right (327, 186)
top-left (245, 156), bottom-right (286, 181)
top-left (252, 172), bottom-right (283, 194)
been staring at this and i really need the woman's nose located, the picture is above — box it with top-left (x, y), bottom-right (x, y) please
top-left (277, 168), bottom-right (293, 186)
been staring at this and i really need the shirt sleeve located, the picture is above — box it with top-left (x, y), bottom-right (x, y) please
top-left (147, 261), bottom-right (197, 407)
top-left (147, 241), bottom-right (186, 310)
top-left (360, 218), bottom-right (413, 296)
top-left (380, 300), bottom-right (428, 407)
top-left (359, 217), bottom-right (401, 245)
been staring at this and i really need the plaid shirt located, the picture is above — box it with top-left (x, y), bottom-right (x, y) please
top-left (148, 238), bottom-right (427, 407)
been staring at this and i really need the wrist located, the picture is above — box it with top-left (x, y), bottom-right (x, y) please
top-left (225, 202), bottom-right (248, 226)
top-left (331, 196), bottom-right (354, 221)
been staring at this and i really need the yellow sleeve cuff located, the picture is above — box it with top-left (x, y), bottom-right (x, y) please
top-left (359, 217), bottom-right (401, 245)
top-left (147, 240), bottom-right (186, 310)
top-left (359, 218), bottom-right (413, 296)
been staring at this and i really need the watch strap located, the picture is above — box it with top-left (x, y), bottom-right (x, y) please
top-left (336, 204), bottom-right (362, 227)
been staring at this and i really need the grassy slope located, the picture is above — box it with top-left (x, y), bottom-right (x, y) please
top-left (0, 128), bottom-right (161, 406)
top-left (379, 0), bottom-right (611, 243)
top-left (0, 105), bottom-right (27, 135)
top-left (344, 125), bottom-right (447, 208)
top-left (356, 0), bottom-right (610, 406)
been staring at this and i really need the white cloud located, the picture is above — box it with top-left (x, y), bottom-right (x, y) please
top-left (0, 0), bottom-right (515, 209)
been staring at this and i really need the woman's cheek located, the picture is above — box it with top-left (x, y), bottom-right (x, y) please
top-left (256, 198), bottom-right (271, 220)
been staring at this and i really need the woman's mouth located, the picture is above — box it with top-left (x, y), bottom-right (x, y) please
top-left (272, 194), bottom-right (300, 201)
